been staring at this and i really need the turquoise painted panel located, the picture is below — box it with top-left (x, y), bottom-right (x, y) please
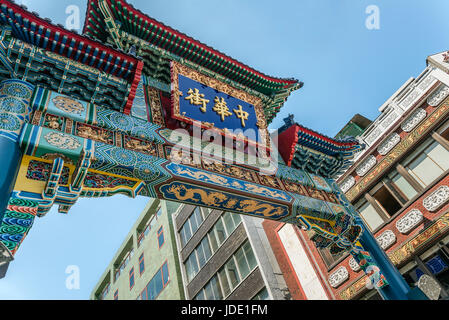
top-left (165, 162), bottom-right (292, 202)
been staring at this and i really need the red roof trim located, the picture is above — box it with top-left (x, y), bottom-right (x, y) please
top-left (296, 125), bottom-right (358, 147)
top-left (124, 60), bottom-right (144, 115)
top-left (84, 0), bottom-right (299, 87)
top-left (2, 0), bottom-right (140, 81)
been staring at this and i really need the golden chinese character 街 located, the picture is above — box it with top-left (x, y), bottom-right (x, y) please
top-left (184, 88), bottom-right (209, 113)
top-left (233, 105), bottom-right (249, 127)
top-left (212, 97), bottom-right (233, 121)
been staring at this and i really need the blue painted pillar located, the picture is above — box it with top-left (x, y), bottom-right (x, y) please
top-left (0, 79), bottom-right (35, 222)
top-left (357, 221), bottom-right (412, 300)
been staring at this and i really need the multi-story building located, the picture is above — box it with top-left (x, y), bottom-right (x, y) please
top-left (266, 50), bottom-right (449, 300)
top-left (172, 205), bottom-right (290, 300)
top-left (90, 199), bottom-right (185, 300)
top-left (91, 199), bottom-right (290, 300)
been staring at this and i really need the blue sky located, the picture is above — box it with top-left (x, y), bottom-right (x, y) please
top-left (1, 0), bottom-right (449, 299)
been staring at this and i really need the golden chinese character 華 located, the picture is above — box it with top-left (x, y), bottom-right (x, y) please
top-left (184, 88), bottom-right (209, 113)
top-left (233, 105), bottom-right (249, 127)
top-left (212, 97), bottom-right (233, 121)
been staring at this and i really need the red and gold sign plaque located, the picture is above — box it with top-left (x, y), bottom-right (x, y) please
top-left (171, 61), bottom-right (270, 148)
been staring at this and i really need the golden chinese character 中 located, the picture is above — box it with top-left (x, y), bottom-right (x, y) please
top-left (184, 88), bottom-right (209, 113)
top-left (212, 97), bottom-right (233, 121)
top-left (233, 105), bottom-right (249, 127)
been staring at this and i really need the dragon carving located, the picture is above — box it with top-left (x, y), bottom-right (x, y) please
top-left (238, 200), bottom-right (286, 217)
top-left (166, 184), bottom-right (228, 206)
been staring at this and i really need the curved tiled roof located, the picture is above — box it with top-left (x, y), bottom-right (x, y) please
top-left (1, 0), bottom-right (142, 82)
top-left (83, 0), bottom-right (302, 96)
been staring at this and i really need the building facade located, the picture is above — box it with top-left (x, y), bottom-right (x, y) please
top-left (265, 51), bottom-right (449, 300)
top-left (91, 199), bottom-right (290, 300)
top-left (173, 204), bottom-right (290, 300)
top-left (90, 199), bottom-right (185, 300)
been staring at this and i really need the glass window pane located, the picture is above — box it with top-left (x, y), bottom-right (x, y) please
top-left (184, 221), bottom-right (192, 243)
top-left (427, 141), bottom-right (449, 171)
top-left (243, 241), bottom-right (257, 270)
top-left (204, 281), bottom-right (214, 300)
top-left (141, 288), bottom-right (148, 300)
top-left (252, 288), bottom-right (269, 300)
top-left (147, 269), bottom-right (161, 300)
top-left (194, 290), bottom-right (206, 300)
top-left (218, 268), bottom-right (231, 297)
top-left (190, 212), bottom-right (199, 234)
top-left (214, 219), bottom-right (227, 245)
top-left (225, 258), bottom-right (240, 289)
top-left (180, 227), bottom-right (187, 247)
top-left (357, 201), bottom-right (384, 232)
top-left (235, 246), bottom-right (250, 279)
top-left (407, 152), bottom-right (443, 187)
top-left (390, 171), bottom-right (418, 200)
top-left (203, 208), bottom-right (211, 218)
top-left (201, 237), bottom-right (212, 262)
top-left (195, 207), bottom-right (204, 224)
top-left (197, 244), bottom-right (207, 269)
top-left (144, 225), bottom-right (150, 236)
top-left (210, 276), bottom-right (223, 300)
top-left (231, 212), bottom-right (242, 225)
top-left (154, 273), bottom-right (163, 298)
top-left (162, 262), bottom-right (169, 286)
top-left (186, 254), bottom-right (199, 282)
top-left (208, 231), bottom-right (218, 253)
top-left (150, 217), bottom-right (157, 229)
top-left (158, 228), bottom-right (165, 248)
top-left (223, 212), bottom-right (235, 234)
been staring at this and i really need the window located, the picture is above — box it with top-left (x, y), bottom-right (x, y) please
top-left (129, 267), bottom-right (135, 290)
top-left (139, 253), bottom-right (145, 275)
top-left (402, 138), bottom-right (449, 188)
top-left (185, 253), bottom-right (200, 282)
top-left (139, 261), bottom-right (170, 300)
top-left (137, 208), bottom-right (161, 247)
top-left (194, 290), bottom-right (206, 300)
top-left (193, 241), bottom-right (258, 300)
top-left (162, 261), bottom-right (169, 286)
top-left (402, 244), bottom-right (449, 299)
top-left (114, 247), bottom-right (134, 282)
top-left (183, 212), bottom-right (242, 283)
top-left (114, 290), bottom-right (119, 300)
top-left (157, 227), bottom-right (165, 248)
top-left (204, 275), bottom-right (223, 300)
top-left (179, 207), bottom-right (206, 247)
top-left (225, 254), bottom-right (240, 288)
top-left (212, 218), bottom-right (226, 245)
top-left (371, 185), bottom-right (401, 217)
top-left (318, 246), bottom-right (346, 269)
top-left (355, 198), bottom-right (384, 232)
top-left (388, 170), bottom-right (418, 201)
top-left (218, 268), bottom-right (231, 297)
top-left (196, 237), bottom-right (212, 269)
top-left (252, 287), bottom-right (269, 300)
top-left (100, 283), bottom-right (110, 300)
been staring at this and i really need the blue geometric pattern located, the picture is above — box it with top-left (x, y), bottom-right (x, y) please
top-left (92, 142), bottom-right (171, 198)
top-left (130, 77), bottom-right (148, 121)
top-left (96, 104), bottom-right (164, 144)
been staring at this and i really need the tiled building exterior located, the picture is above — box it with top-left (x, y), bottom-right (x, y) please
top-left (263, 51), bottom-right (449, 300)
top-left (91, 200), bottom-right (290, 300)
top-left (173, 204), bottom-right (290, 300)
top-left (90, 199), bottom-right (185, 300)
